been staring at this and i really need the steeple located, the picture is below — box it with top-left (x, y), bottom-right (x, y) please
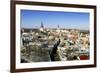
top-left (41, 21), bottom-right (44, 28)
top-left (40, 21), bottom-right (44, 31)
top-left (57, 24), bottom-right (59, 28)
top-left (57, 24), bottom-right (60, 33)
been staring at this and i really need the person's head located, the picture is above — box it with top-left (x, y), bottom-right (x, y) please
top-left (73, 55), bottom-right (78, 60)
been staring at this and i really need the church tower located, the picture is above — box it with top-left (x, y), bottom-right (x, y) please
top-left (57, 24), bottom-right (60, 33)
top-left (40, 21), bottom-right (44, 31)
top-left (41, 21), bottom-right (44, 28)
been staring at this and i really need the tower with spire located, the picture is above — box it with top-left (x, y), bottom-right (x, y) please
top-left (40, 21), bottom-right (44, 31)
top-left (57, 24), bottom-right (60, 33)
top-left (57, 24), bottom-right (59, 28)
top-left (41, 21), bottom-right (44, 28)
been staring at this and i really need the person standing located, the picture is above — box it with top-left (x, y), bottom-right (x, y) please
top-left (50, 39), bottom-right (60, 61)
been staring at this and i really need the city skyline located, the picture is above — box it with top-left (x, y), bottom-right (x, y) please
top-left (21, 10), bottom-right (90, 30)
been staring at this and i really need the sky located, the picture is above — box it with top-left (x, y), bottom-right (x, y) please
top-left (21, 9), bottom-right (90, 30)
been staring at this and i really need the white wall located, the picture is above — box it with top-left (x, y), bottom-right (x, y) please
top-left (0, 0), bottom-right (100, 73)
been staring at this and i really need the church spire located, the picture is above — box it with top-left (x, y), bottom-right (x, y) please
top-left (40, 21), bottom-right (44, 31)
top-left (57, 24), bottom-right (60, 28)
top-left (41, 21), bottom-right (44, 28)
